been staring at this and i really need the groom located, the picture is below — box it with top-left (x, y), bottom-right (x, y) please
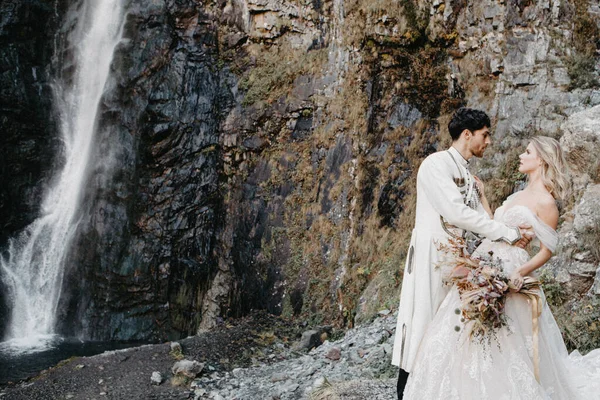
top-left (391, 108), bottom-right (532, 399)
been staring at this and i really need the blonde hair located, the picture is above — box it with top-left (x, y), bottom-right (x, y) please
top-left (530, 136), bottom-right (570, 201)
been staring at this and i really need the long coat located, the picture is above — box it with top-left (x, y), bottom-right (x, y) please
top-left (391, 147), bottom-right (520, 372)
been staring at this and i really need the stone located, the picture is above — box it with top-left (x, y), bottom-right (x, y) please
top-left (278, 382), bottom-right (299, 394)
top-left (191, 379), bottom-right (203, 389)
top-left (387, 103), bottom-right (422, 129)
top-left (172, 360), bottom-right (205, 379)
top-left (573, 185), bottom-right (600, 233)
top-left (150, 371), bottom-right (163, 385)
top-left (209, 391), bottom-right (225, 400)
top-left (294, 330), bottom-right (322, 351)
top-left (270, 373), bottom-right (289, 382)
top-left (591, 268), bottom-right (600, 295)
top-left (382, 343), bottom-right (392, 355)
top-left (242, 136), bottom-right (267, 150)
top-left (231, 368), bottom-right (244, 378)
top-left (490, 58), bottom-right (504, 75)
top-left (552, 67), bottom-right (570, 86)
top-left (560, 105), bottom-right (600, 186)
top-left (170, 342), bottom-right (183, 354)
top-left (325, 347), bottom-right (341, 361)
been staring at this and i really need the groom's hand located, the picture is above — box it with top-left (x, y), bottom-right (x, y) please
top-left (515, 225), bottom-right (534, 249)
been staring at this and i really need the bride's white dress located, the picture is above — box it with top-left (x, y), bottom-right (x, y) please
top-left (404, 200), bottom-right (600, 399)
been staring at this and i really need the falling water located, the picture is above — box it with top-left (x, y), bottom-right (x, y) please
top-left (0, 0), bottom-right (125, 350)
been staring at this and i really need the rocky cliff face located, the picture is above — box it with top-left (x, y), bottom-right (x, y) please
top-left (1, 0), bottom-right (599, 343)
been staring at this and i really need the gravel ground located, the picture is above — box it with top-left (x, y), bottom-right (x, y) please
top-left (0, 311), bottom-right (399, 400)
top-left (0, 312), bottom-right (308, 400)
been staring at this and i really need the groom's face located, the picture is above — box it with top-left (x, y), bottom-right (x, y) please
top-left (467, 126), bottom-right (491, 158)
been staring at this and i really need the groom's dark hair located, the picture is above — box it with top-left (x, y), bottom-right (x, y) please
top-left (448, 108), bottom-right (491, 141)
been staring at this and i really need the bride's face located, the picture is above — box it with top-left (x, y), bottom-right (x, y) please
top-left (518, 143), bottom-right (541, 174)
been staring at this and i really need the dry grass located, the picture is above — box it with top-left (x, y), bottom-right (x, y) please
top-left (310, 377), bottom-right (339, 400)
top-left (239, 43), bottom-right (327, 106)
top-left (226, 0), bottom-right (464, 328)
top-left (565, 0), bottom-right (600, 89)
top-left (547, 293), bottom-right (600, 354)
top-left (326, 64), bottom-right (370, 135)
top-left (579, 218), bottom-right (600, 264)
top-left (169, 345), bottom-right (185, 361)
top-left (340, 120), bottom-right (442, 324)
top-left (170, 375), bottom-right (190, 387)
top-left (343, 0), bottom-right (428, 47)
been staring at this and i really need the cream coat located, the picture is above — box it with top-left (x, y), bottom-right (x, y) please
top-left (391, 147), bottom-right (520, 371)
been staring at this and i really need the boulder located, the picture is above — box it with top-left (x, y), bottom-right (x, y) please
top-left (560, 105), bottom-right (600, 190)
top-left (293, 326), bottom-right (332, 351)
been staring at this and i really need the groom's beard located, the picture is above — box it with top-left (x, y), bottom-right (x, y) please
top-left (472, 147), bottom-right (487, 158)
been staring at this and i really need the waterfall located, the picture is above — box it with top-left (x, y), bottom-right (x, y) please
top-left (0, 0), bottom-right (125, 350)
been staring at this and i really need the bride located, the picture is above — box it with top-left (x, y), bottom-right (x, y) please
top-left (403, 136), bottom-right (600, 399)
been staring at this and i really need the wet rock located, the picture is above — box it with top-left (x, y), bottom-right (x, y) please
top-left (0, 0), bottom-right (67, 339)
top-left (61, 0), bottom-right (226, 340)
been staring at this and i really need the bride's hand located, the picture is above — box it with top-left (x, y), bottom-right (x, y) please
top-left (509, 270), bottom-right (524, 291)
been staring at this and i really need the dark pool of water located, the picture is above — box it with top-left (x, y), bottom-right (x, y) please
top-left (0, 336), bottom-right (149, 385)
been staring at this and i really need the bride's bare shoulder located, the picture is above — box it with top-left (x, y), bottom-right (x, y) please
top-left (535, 193), bottom-right (559, 229)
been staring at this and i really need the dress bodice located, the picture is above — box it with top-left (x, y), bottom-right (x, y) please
top-left (495, 196), bottom-right (558, 254)
top-left (471, 205), bottom-right (538, 275)
top-left (473, 200), bottom-right (558, 275)
top-left (494, 204), bottom-right (533, 226)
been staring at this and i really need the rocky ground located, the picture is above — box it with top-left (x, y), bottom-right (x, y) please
top-left (0, 311), bottom-right (398, 400)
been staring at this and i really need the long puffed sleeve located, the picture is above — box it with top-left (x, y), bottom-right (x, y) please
top-left (417, 155), bottom-right (520, 244)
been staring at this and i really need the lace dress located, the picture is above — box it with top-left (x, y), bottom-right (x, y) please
top-left (403, 203), bottom-right (600, 399)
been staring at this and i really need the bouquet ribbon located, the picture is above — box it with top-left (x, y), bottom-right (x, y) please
top-left (519, 277), bottom-right (543, 383)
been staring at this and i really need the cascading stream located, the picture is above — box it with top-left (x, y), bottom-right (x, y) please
top-left (0, 0), bottom-right (125, 349)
